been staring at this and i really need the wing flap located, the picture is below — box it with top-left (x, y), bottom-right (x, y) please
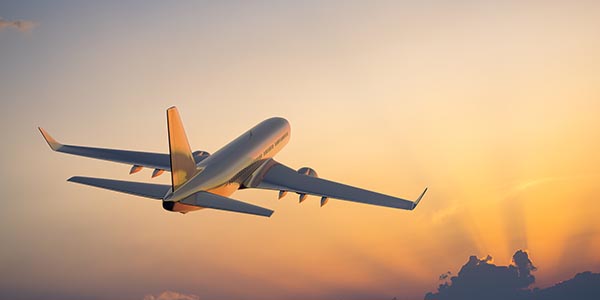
top-left (180, 192), bottom-right (273, 217)
top-left (39, 127), bottom-right (171, 171)
top-left (68, 176), bottom-right (170, 199)
top-left (254, 161), bottom-right (423, 210)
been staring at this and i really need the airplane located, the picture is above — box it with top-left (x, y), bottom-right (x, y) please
top-left (39, 106), bottom-right (427, 217)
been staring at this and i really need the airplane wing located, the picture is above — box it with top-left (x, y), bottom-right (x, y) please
top-left (68, 176), bottom-right (273, 217)
top-left (250, 160), bottom-right (427, 210)
top-left (39, 127), bottom-right (171, 171)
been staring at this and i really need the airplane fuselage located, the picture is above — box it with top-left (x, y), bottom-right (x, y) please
top-left (163, 117), bottom-right (291, 213)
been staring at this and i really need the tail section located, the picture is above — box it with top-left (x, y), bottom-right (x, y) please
top-left (167, 106), bottom-right (198, 191)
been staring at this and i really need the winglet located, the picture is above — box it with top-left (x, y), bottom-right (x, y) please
top-left (38, 127), bottom-right (63, 151)
top-left (411, 187), bottom-right (428, 210)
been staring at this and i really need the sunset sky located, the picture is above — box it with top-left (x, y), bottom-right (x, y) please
top-left (1, 1), bottom-right (600, 299)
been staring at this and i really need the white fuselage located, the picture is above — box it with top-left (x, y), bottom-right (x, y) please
top-left (163, 117), bottom-right (290, 212)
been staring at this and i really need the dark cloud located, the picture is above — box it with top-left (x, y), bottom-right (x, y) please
top-left (0, 17), bottom-right (36, 32)
top-left (532, 271), bottom-right (600, 300)
top-left (438, 271), bottom-right (452, 281)
top-left (143, 290), bottom-right (200, 300)
top-left (424, 250), bottom-right (599, 300)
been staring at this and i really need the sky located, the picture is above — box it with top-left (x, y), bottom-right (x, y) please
top-left (1, 1), bottom-right (600, 299)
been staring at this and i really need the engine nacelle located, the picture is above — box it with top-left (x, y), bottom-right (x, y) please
top-left (296, 167), bottom-right (317, 203)
top-left (192, 150), bottom-right (211, 164)
top-left (297, 167), bottom-right (318, 177)
top-left (193, 150), bottom-right (210, 157)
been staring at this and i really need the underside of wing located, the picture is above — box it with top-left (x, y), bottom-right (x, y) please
top-left (39, 127), bottom-right (172, 171)
top-left (250, 160), bottom-right (426, 210)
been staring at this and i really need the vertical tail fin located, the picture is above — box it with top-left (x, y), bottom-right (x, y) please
top-left (166, 106), bottom-right (198, 191)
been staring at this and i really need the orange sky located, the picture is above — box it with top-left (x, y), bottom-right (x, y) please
top-left (1, 1), bottom-right (599, 299)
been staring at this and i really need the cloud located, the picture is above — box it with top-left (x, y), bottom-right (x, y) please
top-left (424, 250), bottom-right (600, 300)
top-left (533, 271), bottom-right (600, 300)
top-left (0, 17), bottom-right (36, 32)
top-left (142, 290), bottom-right (200, 300)
top-left (425, 250), bottom-right (536, 300)
top-left (438, 271), bottom-right (452, 281)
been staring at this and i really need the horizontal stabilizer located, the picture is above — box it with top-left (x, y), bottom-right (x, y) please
top-left (68, 176), bottom-right (170, 199)
top-left (181, 192), bottom-right (273, 217)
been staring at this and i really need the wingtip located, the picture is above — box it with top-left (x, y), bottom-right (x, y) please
top-left (254, 207), bottom-right (274, 218)
top-left (67, 176), bottom-right (83, 183)
top-left (412, 187), bottom-right (428, 210)
top-left (38, 127), bottom-right (62, 151)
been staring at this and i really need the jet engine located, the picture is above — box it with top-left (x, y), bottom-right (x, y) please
top-left (297, 167), bottom-right (318, 177)
top-left (192, 150), bottom-right (211, 164)
top-left (297, 167), bottom-right (318, 203)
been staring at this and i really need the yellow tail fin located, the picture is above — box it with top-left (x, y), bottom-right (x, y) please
top-left (166, 106), bottom-right (198, 190)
